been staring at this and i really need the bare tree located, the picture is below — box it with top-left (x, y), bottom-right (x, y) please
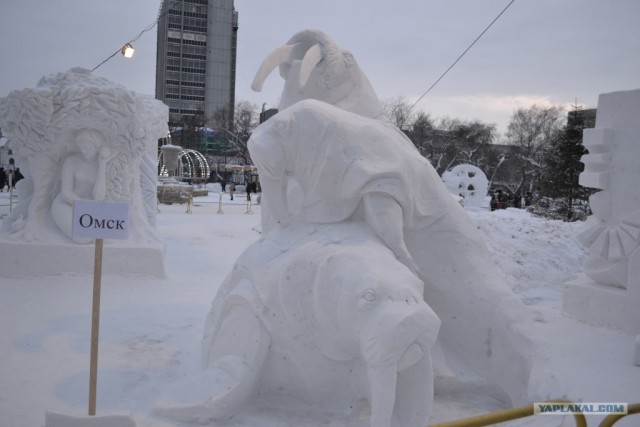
top-left (233, 101), bottom-right (258, 140)
top-left (505, 104), bottom-right (564, 194)
top-left (382, 96), bottom-right (415, 131)
top-left (451, 119), bottom-right (496, 167)
top-left (231, 101), bottom-right (259, 164)
top-left (206, 101), bottom-right (260, 165)
top-left (408, 111), bottom-right (434, 155)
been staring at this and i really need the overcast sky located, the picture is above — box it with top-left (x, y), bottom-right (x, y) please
top-left (1, 0), bottom-right (639, 136)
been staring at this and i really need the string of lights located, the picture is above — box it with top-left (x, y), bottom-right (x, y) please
top-left (409, 0), bottom-right (517, 112)
top-left (91, 0), bottom-right (182, 72)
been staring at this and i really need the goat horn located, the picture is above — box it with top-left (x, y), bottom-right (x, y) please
top-left (251, 44), bottom-right (298, 92)
top-left (298, 43), bottom-right (323, 90)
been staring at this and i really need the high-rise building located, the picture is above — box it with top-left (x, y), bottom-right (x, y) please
top-left (155, 0), bottom-right (238, 127)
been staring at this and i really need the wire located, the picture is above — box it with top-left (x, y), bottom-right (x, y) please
top-left (409, 0), bottom-right (517, 112)
top-left (91, 0), bottom-right (182, 72)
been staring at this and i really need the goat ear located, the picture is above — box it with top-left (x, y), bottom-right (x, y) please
top-left (298, 43), bottom-right (323, 90)
top-left (251, 44), bottom-right (298, 92)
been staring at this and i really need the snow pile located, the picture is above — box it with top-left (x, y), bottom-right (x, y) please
top-left (472, 208), bottom-right (588, 296)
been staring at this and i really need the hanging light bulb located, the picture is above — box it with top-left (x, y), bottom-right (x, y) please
top-left (121, 43), bottom-right (135, 58)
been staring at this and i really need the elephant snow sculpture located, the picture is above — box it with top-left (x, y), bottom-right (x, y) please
top-left (157, 101), bottom-right (442, 427)
top-left (157, 29), bottom-right (541, 427)
top-left (159, 222), bottom-right (440, 427)
top-left (251, 29), bottom-right (538, 406)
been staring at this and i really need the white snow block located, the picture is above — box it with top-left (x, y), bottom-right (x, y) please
top-left (579, 171), bottom-right (608, 190)
top-left (0, 241), bottom-right (165, 278)
top-left (581, 128), bottom-right (612, 153)
top-left (45, 411), bottom-right (136, 427)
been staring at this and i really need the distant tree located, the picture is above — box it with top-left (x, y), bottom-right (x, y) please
top-left (382, 96), bottom-right (415, 131)
top-left (231, 101), bottom-right (259, 164)
top-left (206, 101), bottom-right (259, 165)
top-left (424, 117), bottom-right (460, 174)
top-left (234, 101), bottom-right (258, 139)
top-left (535, 104), bottom-right (593, 221)
top-left (170, 109), bottom-right (205, 150)
top-left (425, 117), bottom-right (497, 175)
top-left (407, 111), bottom-right (434, 155)
top-left (451, 119), bottom-right (496, 167)
top-left (485, 145), bottom-right (528, 194)
top-left (209, 104), bottom-right (233, 130)
top-left (505, 104), bottom-right (564, 194)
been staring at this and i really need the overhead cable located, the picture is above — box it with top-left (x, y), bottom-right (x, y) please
top-left (409, 0), bottom-right (517, 112)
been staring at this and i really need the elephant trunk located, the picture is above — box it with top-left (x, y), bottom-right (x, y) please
top-left (360, 302), bottom-right (440, 427)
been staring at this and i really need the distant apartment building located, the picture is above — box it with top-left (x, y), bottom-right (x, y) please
top-left (155, 0), bottom-right (238, 126)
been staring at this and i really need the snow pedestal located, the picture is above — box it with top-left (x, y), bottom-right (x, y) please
top-left (563, 89), bottom-right (640, 338)
top-left (45, 411), bottom-right (135, 427)
top-left (0, 241), bottom-right (165, 277)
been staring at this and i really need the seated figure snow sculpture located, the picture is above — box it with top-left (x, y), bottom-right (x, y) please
top-left (51, 129), bottom-right (112, 242)
top-left (0, 68), bottom-right (167, 244)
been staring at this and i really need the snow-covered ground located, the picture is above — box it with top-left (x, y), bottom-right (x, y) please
top-left (1, 185), bottom-right (638, 427)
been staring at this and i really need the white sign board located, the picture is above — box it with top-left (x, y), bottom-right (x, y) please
top-left (72, 200), bottom-right (131, 240)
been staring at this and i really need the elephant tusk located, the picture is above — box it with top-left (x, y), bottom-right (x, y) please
top-left (298, 43), bottom-right (323, 90)
top-left (251, 44), bottom-right (298, 92)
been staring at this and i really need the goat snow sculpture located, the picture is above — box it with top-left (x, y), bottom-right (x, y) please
top-left (157, 30), bottom-right (538, 427)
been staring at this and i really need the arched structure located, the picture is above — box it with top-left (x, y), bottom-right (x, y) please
top-left (158, 148), bottom-right (210, 182)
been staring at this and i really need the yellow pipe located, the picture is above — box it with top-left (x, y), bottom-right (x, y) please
top-left (598, 402), bottom-right (640, 427)
top-left (429, 399), bottom-right (587, 427)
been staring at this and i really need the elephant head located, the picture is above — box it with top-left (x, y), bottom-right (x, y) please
top-left (251, 29), bottom-right (385, 119)
top-left (310, 246), bottom-right (441, 427)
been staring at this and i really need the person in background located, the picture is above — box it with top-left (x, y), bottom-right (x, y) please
top-left (13, 168), bottom-right (24, 186)
top-left (246, 181), bottom-right (252, 202)
top-left (0, 167), bottom-right (6, 192)
top-left (490, 193), bottom-right (498, 211)
top-left (229, 182), bottom-right (235, 201)
top-left (525, 192), bottom-right (533, 207)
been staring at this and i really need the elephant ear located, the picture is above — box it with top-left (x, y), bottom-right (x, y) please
top-left (278, 253), bottom-right (356, 362)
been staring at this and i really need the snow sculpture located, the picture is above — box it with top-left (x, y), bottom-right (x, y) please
top-left (51, 129), bottom-right (112, 242)
top-left (158, 29), bottom-right (538, 426)
top-left (0, 68), bottom-right (168, 275)
top-left (161, 222), bottom-right (441, 426)
top-left (251, 28), bottom-right (385, 120)
top-left (442, 164), bottom-right (489, 208)
top-left (564, 88), bottom-right (640, 335)
top-left (160, 144), bottom-right (183, 177)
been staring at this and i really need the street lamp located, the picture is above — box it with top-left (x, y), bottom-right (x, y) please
top-left (121, 43), bottom-right (135, 58)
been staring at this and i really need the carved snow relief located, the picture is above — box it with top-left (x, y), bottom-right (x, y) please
top-left (0, 68), bottom-right (168, 245)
